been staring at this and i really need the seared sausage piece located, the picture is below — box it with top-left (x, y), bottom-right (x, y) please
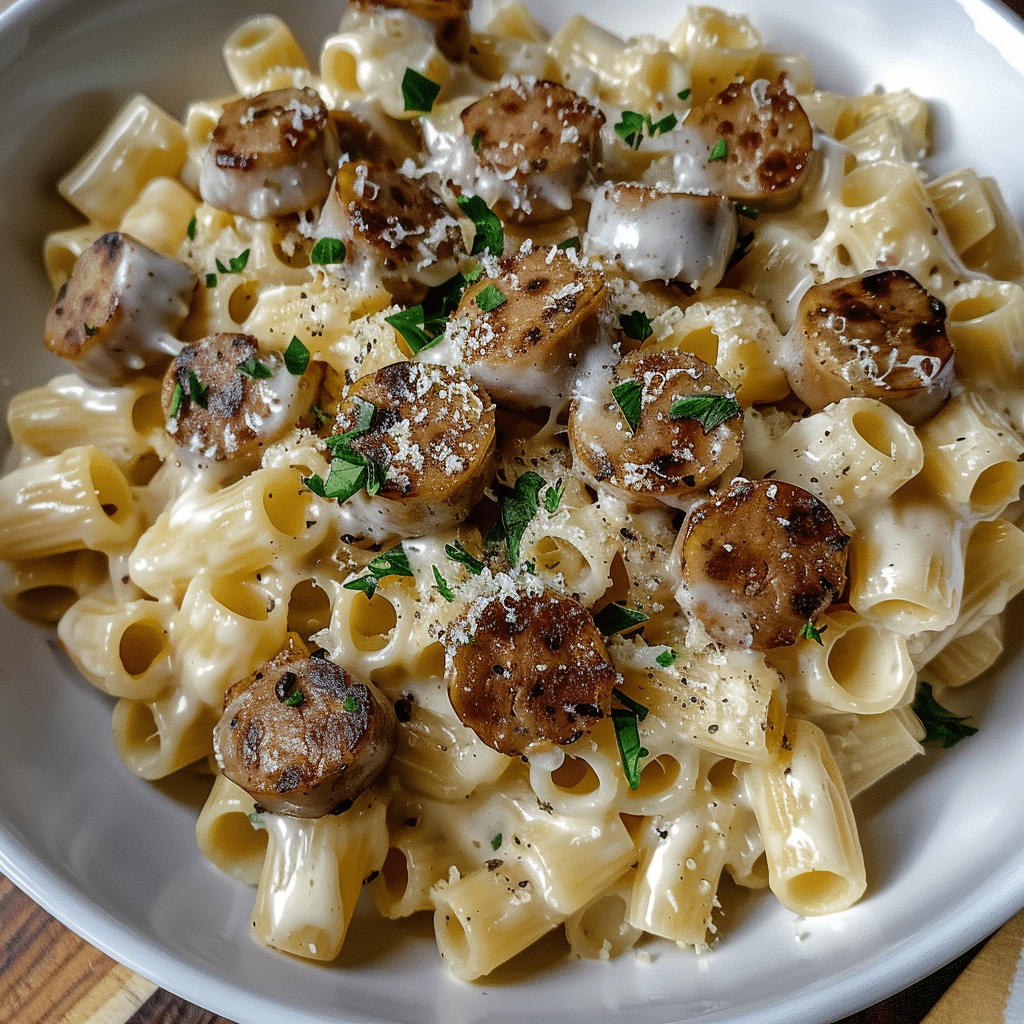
top-left (423, 243), bottom-right (609, 410)
top-left (44, 231), bottom-right (197, 386)
top-left (459, 78), bottom-right (605, 223)
top-left (446, 585), bottom-right (619, 757)
top-left (585, 183), bottom-right (737, 289)
top-left (328, 359), bottom-right (496, 535)
top-left (785, 269), bottom-right (954, 424)
top-left (316, 160), bottom-right (462, 292)
top-left (200, 87), bottom-right (340, 219)
top-left (162, 332), bottom-right (322, 461)
top-left (674, 478), bottom-right (849, 650)
top-left (691, 76), bottom-right (813, 209)
top-left (569, 347), bottom-right (743, 508)
top-left (214, 634), bottom-right (397, 817)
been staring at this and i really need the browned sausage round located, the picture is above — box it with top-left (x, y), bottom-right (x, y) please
top-left (569, 347), bottom-right (743, 508)
top-left (674, 478), bottom-right (850, 650)
top-left (214, 634), bottom-right (397, 817)
top-left (200, 87), bottom-right (340, 219)
top-left (446, 585), bottom-right (620, 756)
top-left (44, 231), bottom-right (197, 386)
top-left (785, 269), bottom-right (954, 424)
top-left (162, 332), bottom-right (322, 462)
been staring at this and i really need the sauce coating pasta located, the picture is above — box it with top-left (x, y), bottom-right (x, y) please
top-left (4, 0), bottom-right (1024, 983)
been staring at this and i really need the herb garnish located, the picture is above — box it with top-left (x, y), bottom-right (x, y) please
top-left (487, 470), bottom-right (545, 564)
top-left (187, 215), bottom-right (197, 241)
top-left (445, 540), bottom-right (485, 575)
top-left (619, 309), bottom-right (654, 342)
top-left (611, 689), bottom-right (650, 790)
top-left (669, 393), bottom-right (742, 432)
top-left (303, 396), bottom-right (385, 503)
top-left (343, 544), bottom-right (415, 600)
top-left (216, 248), bottom-right (250, 275)
top-left (612, 379), bottom-right (643, 433)
top-left (799, 619), bottom-right (827, 645)
top-left (912, 682), bottom-right (979, 748)
top-left (475, 283), bottom-right (507, 312)
top-left (168, 382), bottom-right (184, 418)
top-left (284, 336), bottom-right (310, 375)
top-left (594, 602), bottom-right (649, 636)
top-left (709, 137), bottom-right (728, 162)
top-left (614, 110), bottom-right (677, 151)
top-left (401, 67), bottom-right (441, 112)
top-left (655, 647), bottom-right (679, 668)
top-left (456, 194), bottom-right (504, 256)
top-left (237, 357), bottom-right (274, 380)
top-left (310, 236), bottom-right (347, 265)
top-left (188, 371), bottom-right (208, 408)
top-left (432, 565), bottom-right (456, 602)
top-left (543, 477), bottom-right (564, 513)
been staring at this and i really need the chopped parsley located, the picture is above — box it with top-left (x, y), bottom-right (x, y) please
top-left (612, 379), bottom-right (644, 433)
top-left (709, 137), bottom-right (728, 162)
top-left (282, 689), bottom-right (305, 708)
top-left (168, 382), bottom-right (184, 418)
top-left (655, 647), bottom-right (679, 668)
top-left (343, 544), bottom-right (415, 600)
top-left (619, 309), bottom-right (654, 342)
top-left (432, 565), bottom-right (456, 602)
top-left (593, 602), bottom-right (649, 637)
top-left (475, 283), bottom-right (506, 312)
top-left (445, 540), bottom-right (485, 575)
top-left (216, 248), bottom-right (250, 275)
top-left (471, 131), bottom-right (483, 154)
top-left (487, 470), bottom-right (546, 565)
top-left (677, 87), bottom-right (692, 101)
top-left (386, 305), bottom-right (442, 354)
top-left (401, 67), bottom-right (441, 112)
top-left (284, 336), bottom-right (310, 375)
top-left (557, 236), bottom-right (581, 251)
top-left (614, 109), bottom-right (677, 150)
top-left (799, 619), bottom-right (827, 645)
top-left (237, 356), bottom-right (273, 380)
top-left (912, 682), bottom-right (979, 748)
top-left (735, 202), bottom-right (760, 220)
top-left (543, 477), bottom-right (564, 513)
top-left (187, 215), bottom-right (197, 241)
top-left (490, 832), bottom-right (502, 851)
top-left (342, 694), bottom-right (359, 713)
top-left (456, 193), bottom-right (504, 256)
top-left (611, 689), bottom-right (651, 790)
top-left (205, 272), bottom-right (217, 288)
top-left (303, 397), bottom-right (385, 504)
top-left (668, 393), bottom-right (742, 432)
top-left (188, 370), bottom-right (208, 408)
top-left (310, 236), bottom-right (347, 265)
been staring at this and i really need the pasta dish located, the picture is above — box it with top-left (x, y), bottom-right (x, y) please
top-left (2, 0), bottom-right (1023, 983)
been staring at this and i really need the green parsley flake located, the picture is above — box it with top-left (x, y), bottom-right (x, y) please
top-left (912, 682), bottom-right (979, 748)
top-left (799, 619), bottom-right (827, 645)
top-left (283, 689), bottom-right (305, 708)
top-left (490, 833), bottom-right (502, 851)
top-left (475, 283), bottom-right (507, 312)
top-left (612, 379), bottom-right (644, 433)
top-left (342, 694), bottom-right (359, 713)
top-left (488, 470), bottom-right (546, 564)
top-left (668, 393), bottom-right (741, 432)
top-left (709, 137), bottom-right (728, 162)
top-left (655, 647), bottom-right (679, 668)
top-left (402, 67), bottom-right (442, 112)
top-left (187, 215), bottom-right (197, 240)
top-left (614, 110), bottom-right (646, 150)
top-left (445, 540), bottom-right (485, 575)
top-left (611, 707), bottom-right (649, 790)
top-left (284, 336), bottom-right (310, 375)
top-left (303, 398), bottom-right (384, 504)
top-left (543, 478), bottom-right (564, 513)
top-left (205, 272), bottom-right (217, 288)
top-left (677, 87), bottom-right (692, 101)
top-left (216, 248), bottom-right (250, 274)
top-left (168, 382), bottom-right (184, 419)
top-left (237, 357), bottom-right (273, 380)
top-left (619, 309), bottom-right (654, 342)
top-left (188, 371), bottom-right (208, 408)
top-left (456, 194), bottom-right (504, 256)
top-left (343, 545), bottom-right (415, 600)
top-left (310, 236), bottom-right (347, 265)
top-left (433, 565), bottom-right (456, 602)
top-left (593, 602), bottom-right (649, 637)
top-left (557, 235), bottom-right (581, 251)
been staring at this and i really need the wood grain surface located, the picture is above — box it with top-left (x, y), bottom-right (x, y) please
top-left (3, 0), bottom-right (1024, 1022)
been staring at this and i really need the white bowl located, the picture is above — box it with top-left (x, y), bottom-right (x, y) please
top-left (1, 1), bottom-right (1023, 1022)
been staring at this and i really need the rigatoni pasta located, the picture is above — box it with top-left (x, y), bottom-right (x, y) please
top-left (2, 0), bottom-right (1022, 986)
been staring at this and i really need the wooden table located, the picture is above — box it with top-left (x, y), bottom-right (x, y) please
top-left (5, 0), bottom-right (1024, 1020)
